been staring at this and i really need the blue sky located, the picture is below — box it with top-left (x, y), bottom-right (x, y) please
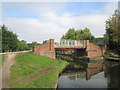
top-left (65, 2), bottom-right (108, 15)
top-left (3, 2), bottom-right (109, 17)
top-left (1, 2), bottom-right (118, 43)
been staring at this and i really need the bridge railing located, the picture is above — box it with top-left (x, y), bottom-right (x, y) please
top-left (54, 40), bottom-right (86, 48)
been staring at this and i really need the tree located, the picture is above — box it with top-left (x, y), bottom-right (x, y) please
top-left (2, 25), bottom-right (19, 52)
top-left (27, 42), bottom-right (41, 50)
top-left (61, 28), bottom-right (76, 40)
top-left (61, 28), bottom-right (95, 43)
top-left (1, 25), bottom-right (30, 52)
top-left (0, 26), bottom-right (2, 52)
top-left (17, 40), bottom-right (29, 51)
top-left (104, 10), bottom-right (120, 52)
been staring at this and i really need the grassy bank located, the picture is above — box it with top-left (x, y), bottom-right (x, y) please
top-left (0, 54), bottom-right (5, 67)
top-left (10, 52), bottom-right (68, 88)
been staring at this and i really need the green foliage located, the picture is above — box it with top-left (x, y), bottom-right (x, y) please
top-left (104, 10), bottom-right (120, 52)
top-left (61, 28), bottom-right (95, 42)
top-left (2, 25), bottom-right (19, 52)
top-left (1, 25), bottom-right (30, 52)
top-left (62, 28), bottom-right (76, 40)
top-left (10, 52), bottom-right (68, 88)
top-left (27, 42), bottom-right (41, 50)
top-left (0, 26), bottom-right (2, 52)
top-left (0, 54), bottom-right (5, 67)
top-left (17, 40), bottom-right (29, 51)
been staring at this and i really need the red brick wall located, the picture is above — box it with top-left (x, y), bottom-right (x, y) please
top-left (50, 39), bottom-right (55, 51)
top-left (41, 51), bottom-right (56, 59)
top-left (88, 63), bottom-right (102, 68)
top-left (34, 39), bottom-right (55, 59)
top-left (86, 40), bottom-right (104, 57)
top-left (34, 39), bottom-right (54, 53)
top-left (86, 63), bottom-right (103, 79)
top-left (34, 44), bottom-right (50, 53)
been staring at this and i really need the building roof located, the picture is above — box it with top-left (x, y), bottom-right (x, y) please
top-left (96, 40), bottom-right (105, 46)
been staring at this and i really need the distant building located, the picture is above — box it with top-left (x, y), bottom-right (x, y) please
top-left (96, 40), bottom-right (105, 46)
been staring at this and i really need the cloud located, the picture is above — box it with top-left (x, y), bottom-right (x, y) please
top-left (105, 2), bottom-right (118, 13)
top-left (3, 13), bottom-right (109, 43)
top-left (0, 2), bottom-right (2, 25)
top-left (2, 2), bottom-right (118, 43)
top-left (3, 17), bottom-right (66, 43)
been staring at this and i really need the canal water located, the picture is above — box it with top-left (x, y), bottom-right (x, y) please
top-left (57, 58), bottom-right (120, 88)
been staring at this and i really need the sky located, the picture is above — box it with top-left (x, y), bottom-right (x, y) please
top-left (1, 1), bottom-right (118, 43)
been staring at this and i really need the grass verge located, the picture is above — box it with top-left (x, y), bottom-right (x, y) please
top-left (10, 52), bottom-right (68, 88)
top-left (0, 54), bottom-right (5, 67)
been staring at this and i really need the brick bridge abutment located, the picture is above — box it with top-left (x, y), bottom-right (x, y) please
top-left (34, 39), bottom-right (105, 59)
top-left (34, 39), bottom-right (56, 59)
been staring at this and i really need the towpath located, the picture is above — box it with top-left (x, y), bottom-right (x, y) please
top-left (0, 50), bottom-right (31, 89)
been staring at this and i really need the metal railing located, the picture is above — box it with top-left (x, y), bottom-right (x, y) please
top-left (54, 40), bottom-right (86, 48)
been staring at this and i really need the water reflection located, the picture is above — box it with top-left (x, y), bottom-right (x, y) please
top-left (104, 61), bottom-right (120, 88)
top-left (86, 62), bottom-right (104, 80)
top-left (58, 57), bottom-right (120, 88)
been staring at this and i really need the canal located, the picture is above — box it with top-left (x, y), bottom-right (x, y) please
top-left (57, 56), bottom-right (120, 88)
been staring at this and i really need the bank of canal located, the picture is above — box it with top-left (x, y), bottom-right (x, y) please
top-left (57, 58), bottom-right (120, 88)
top-left (10, 52), bottom-right (68, 88)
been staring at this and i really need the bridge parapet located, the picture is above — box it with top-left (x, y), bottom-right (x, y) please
top-left (34, 39), bottom-right (55, 59)
top-left (54, 40), bottom-right (86, 48)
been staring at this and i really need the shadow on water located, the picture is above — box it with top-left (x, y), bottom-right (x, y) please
top-left (57, 54), bottom-right (120, 88)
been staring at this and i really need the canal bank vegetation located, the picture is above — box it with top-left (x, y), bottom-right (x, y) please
top-left (10, 52), bottom-right (68, 88)
top-left (104, 10), bottom-right (120, 61)
top-left (104, 10), bottom-right (120, 55)
top-left (0, 54), bottom-right (5, 67)
top-left (0, 55), bottom-right (1, 67)
top-left (0, 25), bottom-right (41, 52)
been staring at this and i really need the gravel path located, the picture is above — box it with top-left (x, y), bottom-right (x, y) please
top-left (1, 50), bottom-right (31, 89)
top-left (2, 53), bottom-right (16, 88)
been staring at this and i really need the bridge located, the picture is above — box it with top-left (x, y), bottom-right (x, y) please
top-left (54, 40), bottom-right (86, 49)
top-left (34, 39), bottom-right (105, 59)
top-left (60, 62), bottom-right (104, 80)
